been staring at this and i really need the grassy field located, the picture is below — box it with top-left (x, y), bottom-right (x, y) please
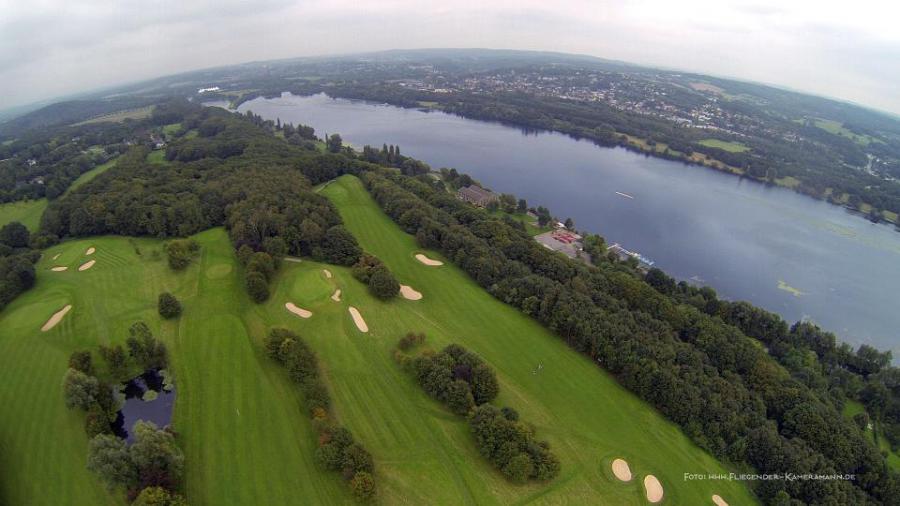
top-left (842, 400), bottom-right (900, 471)
top-left (146, 150), bottom-right (168, 165)
top-left (0, 198), bottom-right (47, 231)
top-left (74, 106), bottom-right (155, 126)
top-left (698, 139), bottom-right (749, 153)
top-left (813, 119), bottom-right (877, 146)
top-left (0, 174), bottom-right (757, 505)
top-left (66, 158), bottom-right (119, 195)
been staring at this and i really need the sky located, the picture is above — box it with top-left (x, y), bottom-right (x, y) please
top-left (1, 0), bottom-right (898, 115)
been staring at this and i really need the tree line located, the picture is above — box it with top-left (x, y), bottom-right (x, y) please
top-left (362, 168), bottom-right (900, 505)
top-left (264, 328), bottom-right (377, 501)
top-left (394, 336), bottom-right (560, 484)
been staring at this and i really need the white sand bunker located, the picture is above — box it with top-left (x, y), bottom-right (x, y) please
top-left (52, 253), bottom-right (61, 260)
top-left (85, 247), bottom-right (96, 255)
top-left (611, 458), bottom-right (632, 482)
top-left (78, 260), bottom-right (96, 271)
top-left (348, 307), bottom-right (368, 332)
top-left (41, 304), bottom-right (72, 332)
top-left (51, 266), bottom-right (68, 272)
top-left (399, 285), bottom-right (422, 300)
top-left (415, 253), bottom-right (443, 266)
top-left (331, 289), bottom-right (342, 302)
top-left (712, 495), bottom-right (729, 506)
top-left (323, 269), bottom-right (332, 279)
top-left (643, 475), bottom-right (664, 503)
top-left (284, 302), bottom-right (312, 319)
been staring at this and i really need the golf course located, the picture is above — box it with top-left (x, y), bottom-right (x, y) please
top-left (0, 175), bottom-right (756, 505)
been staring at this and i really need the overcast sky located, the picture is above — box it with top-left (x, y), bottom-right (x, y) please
top-left (1, 0), bottom-right (898, 115)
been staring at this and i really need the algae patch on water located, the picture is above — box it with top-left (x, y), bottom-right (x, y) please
top-left (778, 280), bottom-right (805, 297)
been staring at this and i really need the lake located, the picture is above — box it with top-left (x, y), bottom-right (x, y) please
top-left (218, 92), bottom-right (900, 356)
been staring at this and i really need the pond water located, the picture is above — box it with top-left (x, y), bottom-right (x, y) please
top-left (212, 93), bottom-right (900, 356)
top-left (112, 368), bottom-right (175, 443)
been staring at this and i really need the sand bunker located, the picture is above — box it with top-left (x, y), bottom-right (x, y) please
top-left (611, 458), bottom-right (632, 482)
top-left (415, 253), bottom-right (443, 266)
top-left (323, 269), bottom-right (332, 279)
top-left (399, 285), bottom-right (422, 300)
top-left (85, 247), bottom-right (96, 255)
top-left (284, 302), bottom-right (312, 319)
top-left (348, 307), bottom-right (368, 332)
top-left (712, 495), bottom-right (729, 506)
top-left (41, 305), bottom-right (72, 332)
top-left (78, 259), bottom-right (96, 271)
top-left (643, 475), bottom-right (664, 503)
top-left (52, 253), bottom-right (61, 260)
top-left (51, 266), bottom-right (68, 272)
top-left (331, 289), bottom-right (342, 302)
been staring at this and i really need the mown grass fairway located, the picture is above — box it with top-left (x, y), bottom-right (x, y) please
top-left (698, 138), bottom-right (749, 152)
top-left (0, 198), bottom-right (47, 231)
top-left (0, 232), bottom-right (348, 505)
top-left (66, 158), bottom-right (119, 194)
top-left (307, 175), bottom-right (757, 504)
top-left (0, 175), bottom-right (758, 505)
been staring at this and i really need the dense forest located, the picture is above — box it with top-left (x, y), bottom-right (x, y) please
top-left (362, 166), bottom-right (900, 504)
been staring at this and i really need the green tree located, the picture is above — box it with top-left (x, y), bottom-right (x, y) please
top-left (133, 487), bottom-right (188, 506)
top-left (236, 244), bottom-right (254, 265)
top-left (368, 267), bottom-right (399, 299)
top-left (350, 471), bottom-right (376, 502)
top-left (158, 292), bottom-right (182, 319)
top-left (62, 368), bottom-right (99, 410)
top-left (503, 453), bottom-right (534, 483)
top-left (130, 421), bottom-right (185, 489)
top-left (0, 222), bottom-right (29, 248)
top-left (446, 379), bottom-right (475, 415)
top-left (471, 364), bottom-right (500, 404)
top-left (87, 434), bottom-right (136, 489)
top-left (68, 350), bottom-right (93, 374)
top-left (326, 133), bottom-right (343, 153)
top-left (316, 226), bottom-right (361, 266)
top-left (245, 272), bottom-right (270, 303)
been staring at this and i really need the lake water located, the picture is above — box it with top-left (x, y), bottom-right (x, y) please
top-left (219, 93), bottom-right (900, 355)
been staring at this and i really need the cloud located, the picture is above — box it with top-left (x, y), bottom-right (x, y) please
top-left (0, 0), bottom-right (898, 114)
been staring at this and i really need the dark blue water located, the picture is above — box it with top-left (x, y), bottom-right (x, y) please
top-left (112, 369), bottom-right (175, 443)
top-left (221, 93), bottom-right (900, 356)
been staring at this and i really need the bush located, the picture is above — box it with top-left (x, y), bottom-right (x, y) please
top-left (368, 267), bottom-right (399, 299)
top-left (158, 292), bottom-right (182, 319)
top-left (350, 471), bottom-right (376, 502)
top-left (68, 350), bottom-right (93, 374)
top-left (397, 332), bottom-right (426, 351)
top-left (85, 407), bottom-right (112, 437)
top-left (351, 254), bottom-right (384, 283)
top-left (132, 487), bottom-right (188, 506)
top-left (163, 239), bottom-right (199, 271)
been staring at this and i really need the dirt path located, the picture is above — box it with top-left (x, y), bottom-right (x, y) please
top-left (331, 289), bottom-right (342, 302)
top-left (349, 307), bottom-right (368, 332)
top-left (611, 458), bottom-right (632, 481)
top-left (51, 266), bottom-right (68, 272)
top-left (399, 285), bottom-right (423, 300)
top-left (78, 260), bottom-right (96, 271)
top-left (415, 253), bottom-right (443, 266)
top-left (643, 475), bottom-right (663, 503)
top-left (41, 305), bottom-right (72, 332)
top-left (284, 302), bottom-right (312, 318)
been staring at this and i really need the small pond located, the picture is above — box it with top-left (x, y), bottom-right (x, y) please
top-left (112, 368), bottom-right (176, 443)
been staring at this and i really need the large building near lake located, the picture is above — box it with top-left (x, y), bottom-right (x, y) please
top-left (457, 185), bottom-right (499, 207)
